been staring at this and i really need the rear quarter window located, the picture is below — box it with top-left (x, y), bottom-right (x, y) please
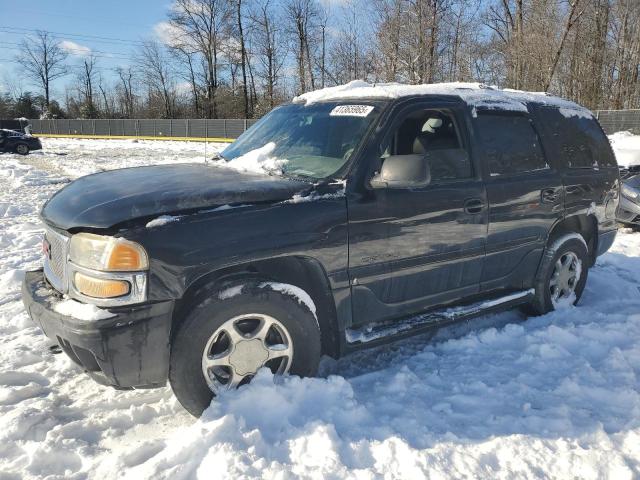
top-left (533, 106), bottom-right (617, 169)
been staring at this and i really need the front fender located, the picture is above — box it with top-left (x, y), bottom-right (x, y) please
top-left (123, 198), bottom-right (349, 303)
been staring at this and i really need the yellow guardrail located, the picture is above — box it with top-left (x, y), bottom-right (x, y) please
top-left (34, 133), bottom-right (235, 143)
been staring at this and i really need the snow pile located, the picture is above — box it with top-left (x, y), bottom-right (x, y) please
top-left (214, 142), bottom-right (287, 176)
top-left (294, 80), bottom-right (593, 117)
top-left (609, 131), bottom-right (640, 168)
top-left (0, 138), bottom-right (639, 479)
top-left (53, 298), bottom-right (115, 321)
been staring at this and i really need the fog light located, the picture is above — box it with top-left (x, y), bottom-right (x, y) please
top-left (74, 272), bottom-right (130, 298)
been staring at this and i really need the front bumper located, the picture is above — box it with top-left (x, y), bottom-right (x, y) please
top-left (22, 269), bottom-right (173, 389)
top-left (617, 195), bottom-right (640, 225)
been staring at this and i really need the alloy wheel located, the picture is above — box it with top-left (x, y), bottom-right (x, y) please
top-left (549, 251), bottom-right (581, 307)
top-left (201, 313), bottom-right (294, 392)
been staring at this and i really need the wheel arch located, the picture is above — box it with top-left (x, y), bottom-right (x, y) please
top-left (546, 214), bottom-right (598, 265)
top-left (172, 255), bottom-right (341, 358)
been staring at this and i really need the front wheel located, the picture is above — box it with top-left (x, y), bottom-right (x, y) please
top-left (15, 143), bottom-right (29, 155)
top-left (169, 281), bottom-right (321, 416)
top-left (529, 234), bottom-right (589, 314)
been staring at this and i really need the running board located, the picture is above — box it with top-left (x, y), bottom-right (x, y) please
top-left (345, 289), bottom-right (535, 345)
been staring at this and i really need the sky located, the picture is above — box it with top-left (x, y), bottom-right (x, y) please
top-left (0, 0), bottom-right (171, 98)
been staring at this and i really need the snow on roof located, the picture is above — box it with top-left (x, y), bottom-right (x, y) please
top-left (293, 80), bottom-right (593, 117)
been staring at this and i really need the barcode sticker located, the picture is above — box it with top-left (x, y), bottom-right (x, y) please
top-left (330, 105), bottom-right (374, 117)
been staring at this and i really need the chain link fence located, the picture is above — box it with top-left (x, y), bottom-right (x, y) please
top-left (14, 110), bottom-right (640, 140)
top-left (27, 118), bottom-right (260, 140)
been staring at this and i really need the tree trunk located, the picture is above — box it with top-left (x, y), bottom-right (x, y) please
top-left (237, 0), bottom-right (250, 117)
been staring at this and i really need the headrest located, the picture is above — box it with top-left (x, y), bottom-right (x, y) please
top-left (421, 118), bottom-right (443, 133)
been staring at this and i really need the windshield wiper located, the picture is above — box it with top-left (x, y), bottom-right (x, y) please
top-left (281, 171), bottom-right (317, 183)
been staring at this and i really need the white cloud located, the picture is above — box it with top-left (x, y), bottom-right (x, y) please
top-left (60, 40), bottom-right (91, 57)
top-left (153, 21), bottom-right (180, 45)
top-left (153, 21), bottom-right (200, 51)
top-left (176, 81), bottom-right (192, 94)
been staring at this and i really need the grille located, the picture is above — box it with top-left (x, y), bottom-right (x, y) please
top-left (43, 227), bottom-right (69, 293)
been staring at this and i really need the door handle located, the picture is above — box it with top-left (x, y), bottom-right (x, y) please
top-left (541, 188), bottom-right (560, 204)
top-left (464, 198), bottom-right (485, 214)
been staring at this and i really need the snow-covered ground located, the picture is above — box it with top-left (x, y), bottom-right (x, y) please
top-left (1, 137), bottom-right (639, 479)
top-left (610, 131), bottom-right (640, 168)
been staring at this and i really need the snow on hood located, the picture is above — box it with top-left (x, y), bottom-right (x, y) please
top-left (1, 129), bottom-right (29, 137)
top-left (609, 131), bottom-right (640, 168)
top-left (293, 80), bottom-right (593, 117)
top-left (213, 142), bottom-right (288, 176)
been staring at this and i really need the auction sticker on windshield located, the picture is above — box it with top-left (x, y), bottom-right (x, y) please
top-left (330, 105), bottom-right (375, 117)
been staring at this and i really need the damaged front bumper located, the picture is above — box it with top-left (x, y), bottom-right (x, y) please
top-left (22, 269), bottom-right (174, 389)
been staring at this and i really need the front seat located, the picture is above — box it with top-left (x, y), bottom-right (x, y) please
top-left (412, 127), bottom-right (466, 181)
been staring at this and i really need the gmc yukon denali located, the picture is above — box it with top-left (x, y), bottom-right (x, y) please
top-left (22, 82), bottom-right (620, 416)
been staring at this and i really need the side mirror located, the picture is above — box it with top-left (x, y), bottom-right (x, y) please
top-left (370, 154), bottom-right (431, 189)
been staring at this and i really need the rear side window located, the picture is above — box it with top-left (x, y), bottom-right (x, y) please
top-left (474, 113), bottom-right (548, 176)
top-left (533, 107), bottom-right (616, 169)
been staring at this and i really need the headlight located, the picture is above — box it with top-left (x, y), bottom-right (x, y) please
top-left (69, 233), bottom-right (148, 271)
top-left (621, 184), bottom-right (639, 200)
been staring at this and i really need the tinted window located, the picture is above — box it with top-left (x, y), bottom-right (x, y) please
top-left (380, 109), bottom-right (472, 183)
top-left (475, 113), bottom-right (547, 176)
top-left (534, 107), bottom-right (616, 168)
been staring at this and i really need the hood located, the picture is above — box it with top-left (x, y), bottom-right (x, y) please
top-left (1, 129), bottom-right (29, 138)
top-left (42, 163), bottom-right (308, 230)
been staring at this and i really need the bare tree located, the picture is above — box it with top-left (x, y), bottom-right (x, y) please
top-left (115, 67), bottom-right (136, 118)
top-left (375, 0), bottom-right (404, 82)
top-left (15, 31), bottom-right (68, 113)
top-left (286, 0), bottom-right (318, 94)
top-left (544, 0), bottom-right (584, 91)
top-left (168, 0), bottom-right (233, 118)
top-left (250, 0), bottom-right (286, 110)
top-left (97, 75), bottom-right (112, 117)
top-left (137, 41), bottom-right (176, 118)
top-left (76, 55), bottom-right (98, 117)
top-left (235, 0), bottom-right (250, 117)
top-left (168, 46), bottom-right (203, 116)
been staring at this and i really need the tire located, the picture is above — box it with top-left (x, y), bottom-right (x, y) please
top-left (15, 143), bottom-right (29, 155)
top-left (169, 280), bottom-right (321, 417)
top-left (529, 234), bottom-right (590, 315)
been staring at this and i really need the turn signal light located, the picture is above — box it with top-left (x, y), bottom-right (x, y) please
top-left (107, 242), bottom-right (147, 271)
top-left (74, 272), bottom-right (130, 298)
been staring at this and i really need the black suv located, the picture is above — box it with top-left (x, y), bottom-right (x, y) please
top-left (22, 84), bottom-right (619, 416)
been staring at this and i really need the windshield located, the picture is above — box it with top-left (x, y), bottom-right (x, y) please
top-left (222, 102), bottom-right (380, 180)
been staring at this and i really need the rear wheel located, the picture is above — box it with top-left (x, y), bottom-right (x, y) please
top-left (529, 234), bottom-right (589, 314)
top-left (15, 143), bottom-right (29, 155)
top-left (169, 281), bottom-right (321, 416)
